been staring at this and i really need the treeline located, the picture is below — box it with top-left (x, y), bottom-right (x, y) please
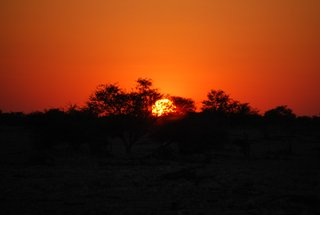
top-left (0, 78), bottom-right (319, 163)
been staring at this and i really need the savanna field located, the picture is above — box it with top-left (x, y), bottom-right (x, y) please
top-left (0, 111), bottom-right (319, 215)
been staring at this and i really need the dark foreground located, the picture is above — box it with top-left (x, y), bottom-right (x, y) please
top-left (0, 158), bottom-right (319, 215)
top-left (0, 127), bottom-right (319, 214)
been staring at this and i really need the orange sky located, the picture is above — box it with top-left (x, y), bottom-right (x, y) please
top-left (0, 0), bottom-right (319, 115)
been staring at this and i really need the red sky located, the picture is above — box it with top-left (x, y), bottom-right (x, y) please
top-left (0, 0), bottom-right (319, 115)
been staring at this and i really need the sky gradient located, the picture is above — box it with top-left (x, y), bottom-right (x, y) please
top-left (0, 0), bottom-right (319, 115)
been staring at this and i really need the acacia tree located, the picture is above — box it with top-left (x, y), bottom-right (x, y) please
top-left (202, 90), bottom-right (231, 113)
top-left (171, 96), bottom-right (196, 115)
top-left (130, 78), bottom-right (162, 118)
top-left (86, 78), bottom-right (162, 154)
top-left (87, 84), bottom-right (129, 116)
top-left (87, 78), bottom-right (161, 117)
top-left (202, 89), bottom-right (257, 116)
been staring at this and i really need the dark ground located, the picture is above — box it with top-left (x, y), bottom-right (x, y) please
top-left (0, 125), bottom-right (319, 214)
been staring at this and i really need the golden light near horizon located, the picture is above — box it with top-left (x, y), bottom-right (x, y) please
top-left (152, 99), bottom-right (177, 117)
top-left (0, 0), bottom-right (320, 116)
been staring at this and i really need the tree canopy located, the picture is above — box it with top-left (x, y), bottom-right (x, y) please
top-left (202, 89), bottom-right (258, 116)
top-left (264, 105), bottom-right (296, 121)
top-left (86, 78), bottom-right (161, 118)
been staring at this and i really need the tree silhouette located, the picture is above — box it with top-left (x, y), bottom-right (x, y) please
top-left (87, 84), bottom-right (129, 116)
top-left (87, 78), bottom-right (161, 118)
top-left (264, 105), bottom-right (296, 121)
top-left (202, 90), bottom-right (231, 114)
top-left (131, 78), bottom-right (162, 118)
top-left (86, 78), bottom-right (162, 154)
top-left (202, 89), bottom-right (257, 117)
top-left (262, 105), bottom-right (297, 157)
top-left (171, 96), bottom-right (196, 115)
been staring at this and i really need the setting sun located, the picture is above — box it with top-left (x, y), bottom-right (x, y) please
top-left (152, 98), bottom-right (176, 117)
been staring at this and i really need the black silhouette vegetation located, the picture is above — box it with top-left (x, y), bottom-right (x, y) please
top-left (0, 78), bottom-right (319, 215)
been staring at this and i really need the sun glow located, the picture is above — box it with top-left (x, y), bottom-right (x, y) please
top-left (152, 98), bottom-right (177, 117)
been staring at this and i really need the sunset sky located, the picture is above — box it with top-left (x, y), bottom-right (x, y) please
top-left (0, 0), bottom-right (319, 115)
